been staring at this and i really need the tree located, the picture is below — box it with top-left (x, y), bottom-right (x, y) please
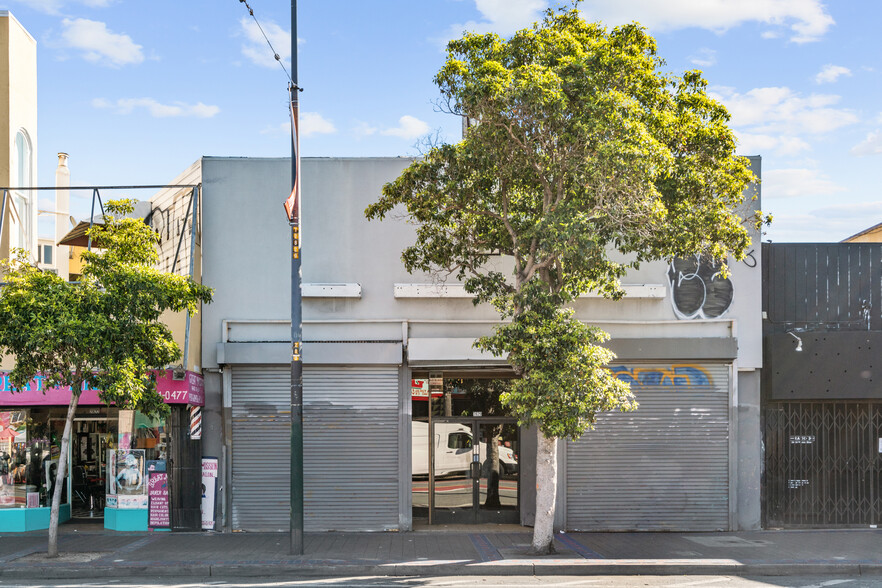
top-left (366, 3), bottom-right (766, 554)
top-left (0, 200), bottom-right (212, 557)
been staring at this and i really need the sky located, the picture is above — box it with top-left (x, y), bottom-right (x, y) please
top-left (2, 0), bottom-right (881, 243)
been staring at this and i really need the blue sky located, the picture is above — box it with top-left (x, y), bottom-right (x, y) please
top-left (3, 0), bottom-right (881, 242)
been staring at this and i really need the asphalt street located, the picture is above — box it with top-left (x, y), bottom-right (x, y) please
top-left (0, 574), bottom-right (879, 588)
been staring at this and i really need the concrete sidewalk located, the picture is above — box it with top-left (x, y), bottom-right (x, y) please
top-left (2, 522), bottom-right (882, 579)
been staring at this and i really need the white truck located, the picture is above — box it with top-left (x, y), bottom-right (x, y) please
top-left (411, 421), bottom-right (518, 478)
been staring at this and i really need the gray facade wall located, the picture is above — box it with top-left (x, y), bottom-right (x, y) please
top-left (188, 155), bottom-right (763, 531)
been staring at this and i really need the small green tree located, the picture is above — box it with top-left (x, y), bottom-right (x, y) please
top-left (367, 4), bottom-right (765, 553)
top-left (0, 200), bottom-right (212, 557)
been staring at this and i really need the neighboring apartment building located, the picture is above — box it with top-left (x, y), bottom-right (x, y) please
top-left (156, 155), bottom-right (764, 533)
top-left (0, 11), bottom-right (37, 262)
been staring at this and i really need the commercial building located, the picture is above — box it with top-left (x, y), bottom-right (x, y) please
top-left (762, 241), bottom-right (882, 527)
top-left (164, 155), bottom-right (763, 533)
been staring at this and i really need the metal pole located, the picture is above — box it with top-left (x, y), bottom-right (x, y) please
top-left (290, 0), bottom-right (304, 556)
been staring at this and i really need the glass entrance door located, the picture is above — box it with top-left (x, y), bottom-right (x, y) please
top-left (430, 418), bottom-right (519, 524)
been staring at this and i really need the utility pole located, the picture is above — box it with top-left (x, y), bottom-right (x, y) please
top-left (288, 0), bottom-right (304, 556)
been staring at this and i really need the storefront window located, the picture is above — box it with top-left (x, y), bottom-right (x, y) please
top-left (133, 412), bottom-right (167, 461)
top-left (0, 409), bottom-right (65, 509)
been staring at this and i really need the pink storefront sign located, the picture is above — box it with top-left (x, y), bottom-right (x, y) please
top-left (153, 369), bottom-right (205, 406)
top-left (0, 370), bottom-right (205, 407)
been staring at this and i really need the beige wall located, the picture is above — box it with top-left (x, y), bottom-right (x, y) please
top-left (843, 227), bottom-right (882, 243)
top-left (150, 159), bottom-right (205, 372)
top-left (0, 12), bottom-right (38, 260)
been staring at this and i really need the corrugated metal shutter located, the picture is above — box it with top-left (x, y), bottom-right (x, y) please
top-left (231, 366), bottom-right (291, 531)
top-left (230, 365), bottom-right (400, 532)
top-left (304, 366), bottom-right (400, 531)
top-left (566, 362), bottom-right (730, 531)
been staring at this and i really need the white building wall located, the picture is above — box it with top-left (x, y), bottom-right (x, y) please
top-left (1, 11), bottom-right (38, 260)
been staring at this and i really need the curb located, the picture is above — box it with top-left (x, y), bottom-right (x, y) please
top-left (1, 560), bottom-right (880, 579)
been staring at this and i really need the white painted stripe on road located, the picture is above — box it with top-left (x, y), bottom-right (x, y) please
top-left (667, 578), bottom-right (732, 588)
top-left (796, 580), bottom-right (854, 588)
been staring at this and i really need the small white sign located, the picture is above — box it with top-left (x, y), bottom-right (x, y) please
top-left (411, 379), bottom-right (429, 398)
top-left (202, 457), bottom-right (218, 530)
top-left (878, 438), bottom-right (882, 453)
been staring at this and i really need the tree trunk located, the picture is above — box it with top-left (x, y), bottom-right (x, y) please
top-left (48, 388), bottom-right (80, 558)
top-left (531, 428), bottom-right (557, 555)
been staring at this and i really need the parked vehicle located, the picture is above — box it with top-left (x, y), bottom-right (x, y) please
top-left (411, 421), bottom-right (517, 478)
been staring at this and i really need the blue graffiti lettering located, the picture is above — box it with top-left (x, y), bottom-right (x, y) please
top-left (609, 365), bottom-right (713, 387)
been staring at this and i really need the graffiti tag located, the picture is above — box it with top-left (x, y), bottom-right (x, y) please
top-left (667, 254), bottom-right (734, 320)
top-left (609, 365), bottom-right (713, 387)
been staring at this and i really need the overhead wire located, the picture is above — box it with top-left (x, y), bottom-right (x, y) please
top-left (238, 0), bottom-right (293, 85)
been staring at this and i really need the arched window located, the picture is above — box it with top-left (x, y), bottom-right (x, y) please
top-left (10, 130), bottom-right (33, 252)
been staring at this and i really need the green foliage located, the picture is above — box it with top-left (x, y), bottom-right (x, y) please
top-left (477, 284), bottom-right (634, 439)
top-left (0, 199), bottom-right (213, 417)
top-left (366, 3), bottom-right (763, 440)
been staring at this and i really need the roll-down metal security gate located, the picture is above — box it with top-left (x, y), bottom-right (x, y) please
top-left (230, 365), bottom-right (400, 531)
top-left (302, 366), bottom-right (400, 531)
top-left (566, 363), bottom-right (731, 531)
top-left (231, 366), bottom-right (291, 531)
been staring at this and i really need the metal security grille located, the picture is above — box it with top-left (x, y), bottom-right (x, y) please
top-left (230, 366), bottom-right (291, 531)
top-left (566, 363), bottom-right (730, 531)
top-left (230, 365), bottom-right (401, 532)
top-left (303, 367), bottom-right (400, 531)
top-left (763, 402), bottom-right (882, 527)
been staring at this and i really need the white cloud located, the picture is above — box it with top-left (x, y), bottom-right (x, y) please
top-left (762, 168), bottom-right (845, 199)
top-left (299, 112), bottom-right (336, 137)
top-left (815, 64), bottom-right (851, 84)
top-left (239, 17), bottom-right (291, 69)
top-left (689, 48), bottom-right (717, 67)
top-left (851, 131), bottom-right (882, 157)
top-left (762, 210), bottom-right (865, 242)
top-left (354, 122), bottom-right (378, 137)
top-left (735, 132), bottom-right (810, 156)
top-left (380, 116), bottom-right (430, 140)
top-left (13, 0), bottom-right (115, 14)
top-left (712, 87), bottom-right (857, 133)
top-left (709, 86), bottom-right (858, 157)
top-left (809, 201), bottom-right (882, 220)
top-left (93, 97), bottom-right (220, 118)
top-left (260, 122), bottom-right (290, 136)
top-left (60, 18), bottom-right (143, 67)
top-left (580, 0), bottom-right (834, 43)
top-left (446, 0), bottom-right (547, 38)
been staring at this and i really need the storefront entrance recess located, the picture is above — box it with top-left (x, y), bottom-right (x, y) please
top-left (411, 373), bottom-right (520, 525)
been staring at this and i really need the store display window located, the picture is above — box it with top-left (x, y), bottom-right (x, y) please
top-left (133, 412), bottom-right (166, 461)
top-left (0, 409), bottom-right (66, 509)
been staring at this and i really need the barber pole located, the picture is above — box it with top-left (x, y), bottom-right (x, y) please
top-left (189, 405), bottom-right (202, 440)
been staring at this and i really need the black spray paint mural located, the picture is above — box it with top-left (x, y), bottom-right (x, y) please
top-left (667, 255), bottom-right (734, 319)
